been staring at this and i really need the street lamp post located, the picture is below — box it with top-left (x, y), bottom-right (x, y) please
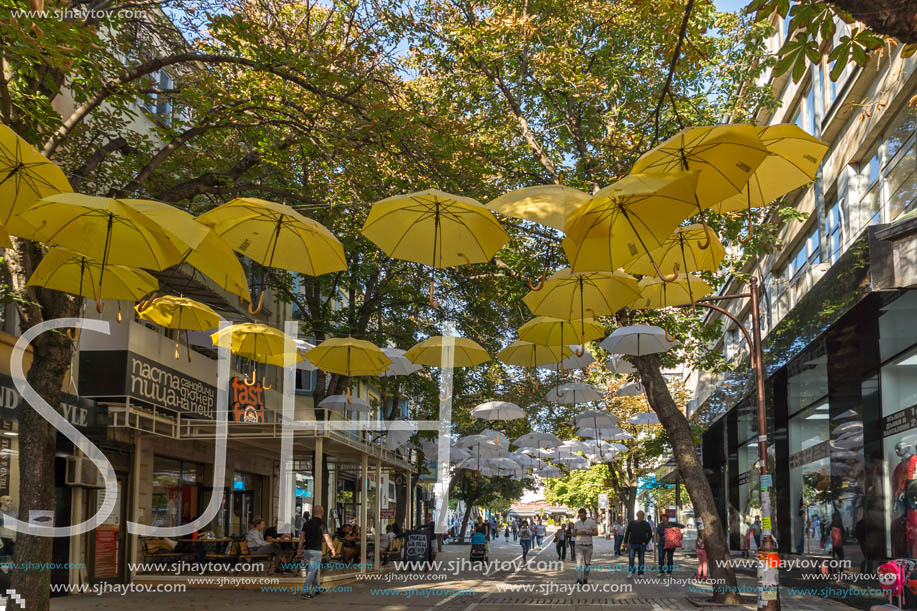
top-left (679, 275), bottom-right (779, 610)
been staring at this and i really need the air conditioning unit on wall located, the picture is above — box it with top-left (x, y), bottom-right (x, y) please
top-left (65, 456), bottom-right (105, 488)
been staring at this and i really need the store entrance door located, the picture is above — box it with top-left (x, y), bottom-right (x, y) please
top-left (229, 491), bottom-right (254, 536)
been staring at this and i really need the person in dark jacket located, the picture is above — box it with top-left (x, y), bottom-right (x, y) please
top-left (624, 511), bottom-right (654, 578)
top-left (656, 515), bottom-right (684, 575)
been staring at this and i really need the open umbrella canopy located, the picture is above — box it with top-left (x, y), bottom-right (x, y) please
top-left (121, 199), bottom-right (251, 302)
top-left (576, 426), bottom-right (628, 439)
top-left (562, 172), bottom-right (700, 273)
top-left (480, 429), bottom-right (511, 447)
top-left (713, 124), bottom-right (829, 214)
top-left (0, 124), bottom-right (72, 226)
top-left (545, 381), bottom-right (603, 404)
top-left (534, 466), bottom-right (563, 478)
top-left (16, 193), bottom-right (184, 271)
top-left (404, 336), bottom-right (490, 368)
top-left (616, 382), bottom-right (645, 397)
top-left (318, 394), bottom-right (373, 413)
top-left (631, 273), bottom-right (713, 309)
top-left (27, 247), bottom-right (157, 302)
top-left (587, 452), bottom-right (620, 463)
top-left (295, 340), bottom-right (318, 372)
top-left (306, 337), bottom-right (391, 376)
top-left (605, 356), bottom-right (636, 374)
top-left (625, 223), bottom-right (726, 278)
top-left (509, 452), bottom-right (547, 469)
top-left (383, 420), bottom-right (417, 450)
top-left (379, 348), bottom-right (423, 377)
top-left (601, 324), bottom-right (675, 356)
top-left (471, 401), bottom-right (525, 420)
top-left (523, 268), bottom-right (641, 320)
top-left (560, 440), bottom-right (591, 453)
top-left (210, 323), bottom-right (303, 366)
top-left (497, 340), bottom-right (571, 367)
top-left (197, 197), bottom-right (346, 277)
top-left (361, 189), bottom-right (509, 268)
top-left (137, 296), bottom-right (221, 331)
top-left (513, 431), bottom-right (562, 449)
top-left (485, 184), bottom-right (591, 231)
top-left (574, 409), bottom-right (621, 427)
top-left (456, 434), bottom-right (504, 451)
top-left (517, 316), bottom-right (604, 346)
top-left (630, 124), bottom-right (769, 209)
top-left (628, 412), bottom-right (661, 425)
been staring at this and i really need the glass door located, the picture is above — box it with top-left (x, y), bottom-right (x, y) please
top-left (229, 491), bottom-right (254, 536)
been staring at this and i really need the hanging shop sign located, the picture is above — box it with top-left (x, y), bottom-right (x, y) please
top-left (79, 351), bottom-right (216, 419)
top-left (230, 376), bottom-right (265, 423)
top-left (883, 405), bottom-right (917, 438)
top-left (0, 372), bottom-right (101, 428)
top-left (788, 440), bottom-right (830, 469)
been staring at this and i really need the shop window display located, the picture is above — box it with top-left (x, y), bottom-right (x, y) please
top-left (0, 420), bottom-right (18, 567)
top-left (881, 343), bottom-right (917, 557)
top-left (788, 401), bottom-right (831, 554)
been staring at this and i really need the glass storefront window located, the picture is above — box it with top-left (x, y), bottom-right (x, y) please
top-left (788, 401), bottom-right (831, 554)
top-left (151, 456), bottom-right (203, 528)
top-left (0, 419), bottom-right (18, 558)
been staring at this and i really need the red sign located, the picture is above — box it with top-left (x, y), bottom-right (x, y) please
top-left (380, 509), bottom-right (395, 519)
top-left (94, 525), bottom-right (119, 578)
top-left (230, 377), bottom-right (265, 423)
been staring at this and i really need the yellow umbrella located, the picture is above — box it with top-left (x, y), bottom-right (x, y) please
top-left (714, 124), bottom-right (829, 241)
top-left (523, 268), bottom-right (641, 321)
top-left (497, 341), bottom-right (572, 367)
top-left (631, 125), bottom-right (769, 209)
top-left (630, 274), bottom-right (713, 309)
top-left (15, 193), bottom-right (183, 311)
top-left (562, 172), bottom-right (700, 273)
top-left (121, 200), bottom-right (250, 304)
top-left (306, 337), bottom-right (392, 376)
top-left (0, 227), bottom-right (11, 249)
top-left (0, 124), bottom-right (72, 226)
top-left (404, 336), bottom-right (491, 368)
top-left (210, 323), bottom-right (303, 387)
top-left (27, 247), bottom-right (158, 340)
top-left (486, 185), bottom-right (591, 232)
top-left (197, 198), bottom-right (346, 313)
top-left (517, 316), bottom-right (604, 347)
top-left (625, 224), bottom-right (726, 278)
top-left (138, 296), bottom-right (221, 361)
top-left (361, 189), bottom-right (509, 306)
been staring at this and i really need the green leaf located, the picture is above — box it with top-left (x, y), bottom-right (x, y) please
top-left (903, 44), bottom-right (917, 58)
top-left (851, 44), bottom-right (868, 66)
top-left (829, 48), bottom-right (849, 80)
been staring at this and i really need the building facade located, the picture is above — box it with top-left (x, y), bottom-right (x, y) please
top-left (692, 13), bottom-right (916, 567)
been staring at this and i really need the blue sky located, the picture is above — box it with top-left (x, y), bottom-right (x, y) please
top-left (713, 0), bottom-right (749, 12)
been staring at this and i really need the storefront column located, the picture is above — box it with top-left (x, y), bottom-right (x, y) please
top-left (314, 437), bottom-right (323, 513)
top-left (374, 459), bottom-right (381, 569)
top-left (129, 433), bottom-right (142, 581)
top-left (406, 470), bottom-right (413, 530)
top-left (360, 452), bottom-right (368, 573)
top-left (69, 486), bottom-right (84, 586)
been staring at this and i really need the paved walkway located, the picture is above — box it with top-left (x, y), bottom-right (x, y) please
top-left (50, 529), bottom-right (875, 610)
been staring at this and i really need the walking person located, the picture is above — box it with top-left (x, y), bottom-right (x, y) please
top-left (612, 517), bottom-right (623, 556)
top-left (555, 519), bottom-right (567, 560)
top-left (829, 513), bottom-right (845, 582)
top-left (566, 520), bottom-right (576, 561)
top-left (296, 505), bottom-right (336, 599)
top-left (511, 519), bottom-right (518, 541)
top-left (504, 524), bottom-right (510, 542)
top-left (573, 508), bottom-right (598, 585)
top-left (518, 520), bottom-right (533, 563)
top-left (693, 530), bottom-right (708, 582)
top-left (534, 518), bottom-right (546, 549)
top-left (624, 511), bottom-right (653, 579)
top-left (657, 513), bottom-right (683, 575)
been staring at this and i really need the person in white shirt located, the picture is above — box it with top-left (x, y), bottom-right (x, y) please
top-left (573, 508), bottom-right (598, 585)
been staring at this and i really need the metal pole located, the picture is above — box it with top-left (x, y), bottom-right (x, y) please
top-left (750, 276), bottom-right (780, 610)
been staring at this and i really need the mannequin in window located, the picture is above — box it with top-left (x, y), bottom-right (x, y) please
top-left (893, 440), bottom-right (917, 557)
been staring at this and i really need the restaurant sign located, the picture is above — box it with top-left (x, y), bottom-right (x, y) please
top-left (230, 376), bottom-right (265, 423)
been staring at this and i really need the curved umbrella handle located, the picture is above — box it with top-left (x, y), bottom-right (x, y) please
top-left (527, 269), bottom-right (547, 291)
top-left (248, 291), bottom-right (265, 315)
top-left (346, 387), bottom-right (353, 404)
top-left (137, 292), bottom-right (158, 311)
top-left (95, 284), bottom-right (105, 313)
top-left (738, 213), bottom-right (755, 244)
top-left (173, 342), bottom-right (182, 361)
top-left (244, 368), bottom-right (257, 386)
top-left (66, 326), bottom-right (80, 342)
top-left (650, 255), bottom-right (679, 282)
top-left (263, 377), bottom-right (272, 391)
top-left (439, 389), bottom-right (452, 402)
top-left (697, 219), bottom-right (712, 250)
top-left (574, 344), bottom-right (586, 358)
top-left (429, 280), bottom-right (438, 309)
top-left (664, 321), bottom-right (677, 343)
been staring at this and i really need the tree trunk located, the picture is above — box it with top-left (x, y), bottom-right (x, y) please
top-left (828, 0), bottom-right (917, 44)
top-left (459, 502), bottom-right (473, 543)
top-left (623, 486), bottom-right (637, 523)
top-left (634, 354), bottom-right (739, 605)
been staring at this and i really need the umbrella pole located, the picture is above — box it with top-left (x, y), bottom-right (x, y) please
top-left (67, 258), bottom-right (88, 342)
top-left (429, 204), bottom-right (440, 308)
top-left (619, 208), bottom-right (678, 282)
top-left (738, 191), bottom-right (755, 244)
top-left (249, 218), bottom-right (283, 315)
top-left (95, 214), bottom-right (114, 313)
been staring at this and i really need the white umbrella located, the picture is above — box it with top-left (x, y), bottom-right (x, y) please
top-left (384, 420), bottom-right (417, 450)
top-left (379, 348), bottom-right (423, 377)
top-left (295, 339), bottom-right (318, 371)
top-left (480, 429), bottom-right (511, 447)
top-left (457, 457), bottom-right (485, 471)
top-left (600, 324), bottom-right (675, 356)
top-left (628, 412), bottom-right (660, 425)
top-left (318, 394), bottom-right (373, 412)
top-left (537, 345), bottom-right (596, 371)
top-left (576, 426), bottom-right (624, 438)
top-left (606, 430), bottom-right (635, 440)
top-left (520, 446), bottom-right (555, 458)
top-left (575, 409), bottom-right (620, 428)
top-left (456, 434), bottom-right (500, 449)
top-left (616, 382), bottom-right (644, 397)
top-left (509, 452), bottom-right (547, 469)
top-left (555, 456), bottom-right (589, 469)
top-left (560, 440), bottom-right (591, 453)
top-left (514, 431), bottom-right (562, 449)
top-left (582, 439), bottom-right (615, 452)
top-left (546, 382), bottom-right (603, 404)
top-left (605, 356), bottom-right (636, 374)
top-left (535, 466), bottom-right (563, 478)
top-left (486, 457), bottom-right (523, 471)
top-left (587, 452), bottom-right (619, 463)
top-left (471, 401), bottom-right (525, 421)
